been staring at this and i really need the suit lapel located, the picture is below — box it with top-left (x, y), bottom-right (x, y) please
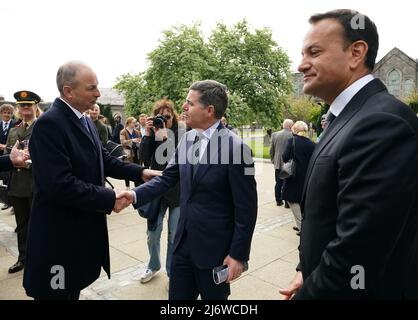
top-left (301, 79), bottom-right (388, 205)
top-left (54, 99), bottom-right (104, 184)
top-left (192, 123), bottom-right (228, 187)
top-left (86, 117), bottom-right (105, 184)
top-left (55, 98), bottom-right (97, 149)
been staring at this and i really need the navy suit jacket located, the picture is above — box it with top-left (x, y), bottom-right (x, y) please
top-left (133, 123), bottom-right (258, 269)
top-left (23, 98), bottom-right (143, 297)
top-left (0, 119), bottom-right (15, 145)
top-left (295, 79), bottom-right (418, 299)
top-left (0, 154), bottom-right (12, 171)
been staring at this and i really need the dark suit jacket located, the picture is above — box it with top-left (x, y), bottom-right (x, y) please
top-left (133, 123), bottom-right (258, 269)
top-left (295, 79), bottom-right (418, 299)
top-left (0, 119), bottom-right (15, 145)
top-left (23, 98), bottom-right (143, 297)
top-left (0, 119), bottom-right (15, 156)
top-left (0, 155), bottom-right (12, 171)
top-left (282, 135), bottom-right (316, 204)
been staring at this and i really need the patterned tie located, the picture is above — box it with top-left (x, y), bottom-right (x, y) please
top-left (80, 116), bottom-right (90, 133)
top-left (192, 133), bottom-right (203, 177)
top-left (3, 122), bottom-right (8, 134)
top-left (322, 112), bottom-right (336, 135)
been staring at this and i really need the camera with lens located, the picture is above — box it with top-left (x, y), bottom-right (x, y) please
top-left (152, 114), bottom-right (170, 129)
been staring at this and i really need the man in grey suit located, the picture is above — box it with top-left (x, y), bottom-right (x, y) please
top-left (269, 119), bottom-right (293, 206)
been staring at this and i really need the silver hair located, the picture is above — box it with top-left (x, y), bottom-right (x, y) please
top-left (283, 119), bottom-right (294, 129)
top-left (291, 121), bottom-right (309, 134)
top-left (56, 60), bottom-right (91, 95)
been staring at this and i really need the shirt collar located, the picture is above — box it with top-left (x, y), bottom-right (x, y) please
top-left (60, 97), bottom-right (84, 119)
top-left (23, 120), bottom-right (35, 127)
top-left (196, 120), bottom-right (221, 140)
top-left (329, 74), bottom-right (374, 117)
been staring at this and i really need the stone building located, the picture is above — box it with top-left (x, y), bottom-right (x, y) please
top-left (292, 47), bottom-right (418, 100)
top-left (373, 47), bottom-right (418, 99)
top-left (97, 87), bottom-right (126, 121)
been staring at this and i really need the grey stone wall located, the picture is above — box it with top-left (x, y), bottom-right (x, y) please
top-left (373, 48), bottom-right (418, 99)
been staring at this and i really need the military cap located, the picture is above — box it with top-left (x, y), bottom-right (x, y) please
top-left (14, 90), bottom-right (41, 105)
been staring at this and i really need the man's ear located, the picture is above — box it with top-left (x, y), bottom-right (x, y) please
top-left (207, 105), bottom-right (216, 117)
top-left (63, 85), bottom-right (72, 99)
top-left (349, 40), bottom-right (368, 70)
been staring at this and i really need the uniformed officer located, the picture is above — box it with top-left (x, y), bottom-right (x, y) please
top-left (6, 90), bottom-right (42, 273)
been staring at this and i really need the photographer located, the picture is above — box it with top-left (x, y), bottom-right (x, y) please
top-left (120, 117), bottom-right (142, 188)
top-left (138, 98), bottom-right (184, 286)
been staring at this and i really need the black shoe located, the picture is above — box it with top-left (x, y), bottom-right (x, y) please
top-left (8, 261), bottom-right (24, 274)
top-left (1, 204), bottom-right (10, 210)
top-left (296, 232), bottom-right (300, 236)
top-left (284, 202), bottom-right (290, 208)
top-left (276, 201), bottom-right (283, 206)
top-left (292, 226), bottom-right (300, 231)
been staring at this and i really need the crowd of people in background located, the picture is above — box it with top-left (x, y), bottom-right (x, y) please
top-left (1, 8), bottom-right (418, 301)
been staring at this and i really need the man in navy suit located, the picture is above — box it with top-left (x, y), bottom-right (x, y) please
top-left (0, 103), bottom-right (16, 210)
top-left (119, 80), bottom-right (258, 300)
top-left (23, 61), bottom-right (160, 300)
top-left (0, 104), bottom-right (15, 155)
top-left (280, 10), bottom-right (418, 299)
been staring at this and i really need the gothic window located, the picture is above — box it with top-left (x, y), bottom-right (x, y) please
top-left (404, 79), bottom-right (415, 97)
top-left (387, 69), bottom-right (401, 97)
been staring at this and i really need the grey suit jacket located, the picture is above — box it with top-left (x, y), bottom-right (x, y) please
top-left (270, 129), bottom-right (293, 169)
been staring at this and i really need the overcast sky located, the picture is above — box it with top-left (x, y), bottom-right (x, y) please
top-left (1, 0), bottom-right (416, 102)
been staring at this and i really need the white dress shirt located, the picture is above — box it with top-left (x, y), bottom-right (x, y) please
top-left (329, 74), bottom-right (374, 117)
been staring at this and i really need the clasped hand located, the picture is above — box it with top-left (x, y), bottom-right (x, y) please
top-left (112, 169), bottom-right (162, 213)
top-left (10, 140), bottom-right (30, 168)
top-left (113, 190), bottom-right (134, 213)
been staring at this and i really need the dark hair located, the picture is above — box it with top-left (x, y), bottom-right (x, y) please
top-left (309, 9), bottom-right (379, 70)
top-left (189, 80), bottom-right (228, 119)
top-left (152, 97), bottom-right (178, 128)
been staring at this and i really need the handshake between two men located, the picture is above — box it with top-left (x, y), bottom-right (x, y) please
top-left (112, 169), bottom-right (162, 213)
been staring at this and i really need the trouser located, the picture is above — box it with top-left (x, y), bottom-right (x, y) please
top-left (288, 202), bottom-right (302, 230)
top-left (0, 171), bottom-right (11, 206)
top-left (169, 231), bottom-right (230, 300)
top-left (274, 169), bottom-right (284, 203)
top-left (9, 196), bottom-right (32, 262)
top-left (147, 204), bottom-right (180, 277)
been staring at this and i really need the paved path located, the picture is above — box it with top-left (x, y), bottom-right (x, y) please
top-left (0, 161), bottom-right (299, 300)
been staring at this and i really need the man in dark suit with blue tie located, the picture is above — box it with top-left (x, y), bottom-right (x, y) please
top-left (280, 9), bottom-right (418, 299)
top-left (0, 104), bottom-right (15, 155)
top-left (0, 103), bottom-right (16, 210)
top-left (119, 80), bottom-right (258, 300)
top-left (23, 61), bottom-right (160, 300)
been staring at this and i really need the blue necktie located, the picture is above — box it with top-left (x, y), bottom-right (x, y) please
top-left (3, 122), bottom-right (8, 134)
top-left (80, 116), bottom-right (90, 133)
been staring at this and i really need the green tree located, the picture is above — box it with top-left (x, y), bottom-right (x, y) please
top-left (114, 20), bottom-right (292, 127)
top-left (284, 96), bottom-right (322, 127)
top-left (209, 20), bottom-right (292, 128)
top-left (145, 23), bottom-right (216, 112)
top-left (114, 73), bottom-right (154, 116)
top-left (404, 90), bottom-right (418, 114)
